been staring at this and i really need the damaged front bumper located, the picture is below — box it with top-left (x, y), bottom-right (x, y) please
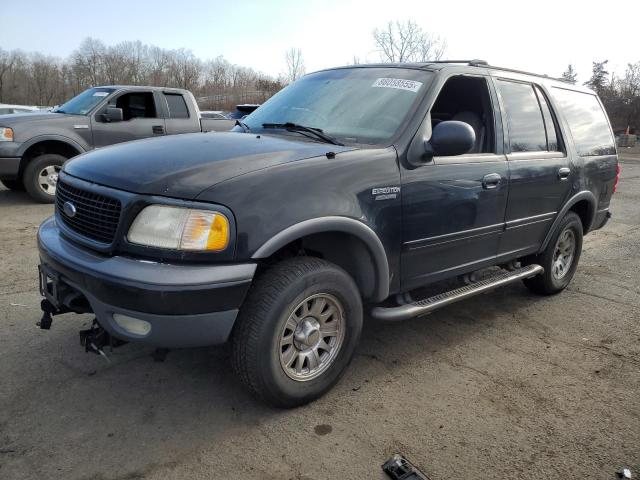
top-left (37, 216), bottom-right (256, 348)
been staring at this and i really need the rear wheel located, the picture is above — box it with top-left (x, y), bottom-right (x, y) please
top-left (24, 153), bottom-right (66, 203)
top-left (232, 256), bottom-right (363, 408)
top-left (523, 211), bottom-right (583, 295)
top-left (0, 180), bottom-right (25, 191)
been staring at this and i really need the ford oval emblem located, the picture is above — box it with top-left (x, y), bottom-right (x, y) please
top-left (63, 201), bottom-right (77, 218)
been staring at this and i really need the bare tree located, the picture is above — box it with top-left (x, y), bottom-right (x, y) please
top-left (285, 48), bottom-right (305, 83)
top-left (373, 20), bottom-right (446, 63)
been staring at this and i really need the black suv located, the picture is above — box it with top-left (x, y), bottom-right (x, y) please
top-left (36, 61), bottom-right (619, 407)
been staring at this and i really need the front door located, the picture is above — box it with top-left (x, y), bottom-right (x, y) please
top-left (91, 90), bottom-right (165, 147)
top-left (493, 79), bottom-right (572, 259)
top-left (401, 74), bottom-right (509, 290)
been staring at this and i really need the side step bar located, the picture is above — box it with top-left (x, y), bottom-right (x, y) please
top-left (371, 264), bottom-right (543, 322)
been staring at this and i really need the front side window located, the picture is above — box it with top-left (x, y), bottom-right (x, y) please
top-left (243, 67), bottom-right (433, 145)
top-left (497, 80), bottom-right (547, 152)
top-left (115, 92), bottom-right (157, 120)
top-left (551, 88), bottom-right (615, 156)
top-left (164, 93), bottom-right (190, 119)
top-left (54, 87), bottom-right (115, 115)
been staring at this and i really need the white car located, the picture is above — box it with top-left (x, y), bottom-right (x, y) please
top-left (0, 104), bottom-right (42, 115)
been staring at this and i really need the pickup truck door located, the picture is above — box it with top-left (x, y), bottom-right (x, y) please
top-left (161, 91), bottom-right (202, 135)
top-left (493, 79), bottom-right (572, 260)
top-left (91, 90), bottom-right (166, 147)
top-left (401, 75), bottom-right (509, 291)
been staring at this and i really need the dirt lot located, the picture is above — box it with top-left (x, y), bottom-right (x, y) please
top-left (1, 155), bottom-right (639, 480)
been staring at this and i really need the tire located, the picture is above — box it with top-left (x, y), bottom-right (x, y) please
top-left (23, 153), bottom-right (66, 203)
top-left (232, 256), bottom-right (363, 408)
top-left (0, 179), bottom-right (25, 191)
top-left (523, 211), bottom-right (583, 295)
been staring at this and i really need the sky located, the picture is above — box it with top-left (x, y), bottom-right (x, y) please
top-left (1, 0), bottom-right (636, 82)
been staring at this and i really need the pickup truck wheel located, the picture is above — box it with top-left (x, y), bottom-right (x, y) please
top-left (523, 211), bottom-right (583, 295)
top-left (24, 153), bottom-right (65, 203)
top-left (231, 256), bottom-right (363, 408)
top-left (0, 180), bottom-right (25, 191)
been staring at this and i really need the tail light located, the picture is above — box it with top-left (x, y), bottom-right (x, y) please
top-left (613, 164), bottom-right (621, 193)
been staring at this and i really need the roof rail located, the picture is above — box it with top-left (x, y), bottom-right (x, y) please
top-left (429, 60), bottom-right (565, 82)
top-left (425, 59), bottom-right (489, 66)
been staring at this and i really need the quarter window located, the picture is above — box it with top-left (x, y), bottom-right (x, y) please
top-left (164, 93), bottom-right (190, 119)
top-left (534, 86), bottom-right (560, 152)
top-left (551, 88), bottom-right (615, 156)
top-left (497, 80), bottom-right (547, 152)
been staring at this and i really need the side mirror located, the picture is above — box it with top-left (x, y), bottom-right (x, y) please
top-left (427, 120), bottom-right (475, 157)
top-left (103, 107), bottom-right (123, 123)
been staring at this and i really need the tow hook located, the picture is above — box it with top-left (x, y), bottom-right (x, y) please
top-left (37, 299), bottom-right (66, 330)
top-left (79, 319), bottom-right (127, 362)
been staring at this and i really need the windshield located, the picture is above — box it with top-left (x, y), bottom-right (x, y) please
top-left (243, 68), bottom-right (432, 145)
top-left (54, 87), bottom-right (115, 115)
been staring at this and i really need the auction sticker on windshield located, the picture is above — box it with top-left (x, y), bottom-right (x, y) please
top-left (93, 91), bottom-right (110, 97)
top-left (372, 78), bottom-right (423, 92)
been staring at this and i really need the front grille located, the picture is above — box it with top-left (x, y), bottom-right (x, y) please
top-left (56, 180), bottom-right (122, 244)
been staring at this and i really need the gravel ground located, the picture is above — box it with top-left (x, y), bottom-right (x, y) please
top-left (0, 156), bottom-right (639, 480)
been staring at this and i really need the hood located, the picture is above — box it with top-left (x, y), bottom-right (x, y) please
top-left (0, 111), bottom-right (70, 126)
top-left (64, 132), bottom-right (356, 199)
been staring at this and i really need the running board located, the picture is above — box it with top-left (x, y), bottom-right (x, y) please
top-left (371, 264), bottom-right (544, 322)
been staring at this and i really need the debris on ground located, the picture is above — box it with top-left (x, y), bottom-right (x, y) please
top-left (382, 454), bottom-right (430, 480)
top-left (617, 468), bottom-right (632, 479)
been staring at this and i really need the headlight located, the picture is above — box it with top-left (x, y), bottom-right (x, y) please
top-left (127, 205), bottom-right (229, 251)
top-left (0, 127), bottom-right (14, 142)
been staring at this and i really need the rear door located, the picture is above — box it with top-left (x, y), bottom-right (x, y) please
top-left (162, 92), bottom-right (200, 134)
top-left (91, 90), bottom-right (165, 147)
top-left (494, 79), bottom-right (572, 259)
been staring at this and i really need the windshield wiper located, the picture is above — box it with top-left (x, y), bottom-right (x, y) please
top-left (235, 119), bottom-right (251, 133)
top-left (262, 122), bottom-right (343, 146)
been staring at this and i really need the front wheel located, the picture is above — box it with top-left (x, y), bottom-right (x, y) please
top-left (23, 153), bottom-right (66, 203)
top-left (523, 211), bottom-right (583, 295)
top-left (232, 257), bottom-right (363, 408)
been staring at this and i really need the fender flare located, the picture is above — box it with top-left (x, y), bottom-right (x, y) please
top-left (17, 134), bottom-right (88, 158)
top-left (252, 216), bottom-right (390, 302)
top-left (539, 191), bottom-right (596, 252)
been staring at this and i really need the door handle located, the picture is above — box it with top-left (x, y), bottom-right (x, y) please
top-left (152, 125), bottom-right (165, 135)
top-left (482, 173), bottom-right (502, 190)
top-left (558, 167), bottom-right (571, 180)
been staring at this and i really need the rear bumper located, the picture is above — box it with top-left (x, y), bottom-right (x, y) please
top-left (0, 157), bottom-right (20, 179)
top-left (592, 208), bottom-right (612, 231)
top-left (37, 216), bottom-right (256, 347)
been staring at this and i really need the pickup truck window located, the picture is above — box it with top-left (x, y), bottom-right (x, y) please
top-left (551, 88), bottom-right (615, 156)
top-left (164, 93), bottom-right (190, 119)
top-left (115, 92), bottom-right (157, 120)
top-left (54, 87), bottom-right (115, 115)
top-left (497, 80), bottom-right (548, 152)
top-left (244, 68), bottom-right (433, 145)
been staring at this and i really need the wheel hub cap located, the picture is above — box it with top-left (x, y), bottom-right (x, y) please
top-left (38, 165), bottom-right (61, 195)
top-left (293, 318), bottom-right (321, 349)
top-left (279, 293), bottom-right (346, 382)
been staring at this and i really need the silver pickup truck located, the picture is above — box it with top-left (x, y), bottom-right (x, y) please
top-left (0, 85), bottom-right (235, 202)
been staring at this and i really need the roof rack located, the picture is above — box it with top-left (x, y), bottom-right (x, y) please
top-left (428, 60), bottom-right (564, 82)
top-left (425, 59), bottom-right (489, 66)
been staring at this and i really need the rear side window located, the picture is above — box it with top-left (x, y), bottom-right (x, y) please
top-left (551, 88), bottom-right (615, 156)
top-left (497, 80), bottom-right (547, 152)
top-left (164, 93), bottom-right (190, 119)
